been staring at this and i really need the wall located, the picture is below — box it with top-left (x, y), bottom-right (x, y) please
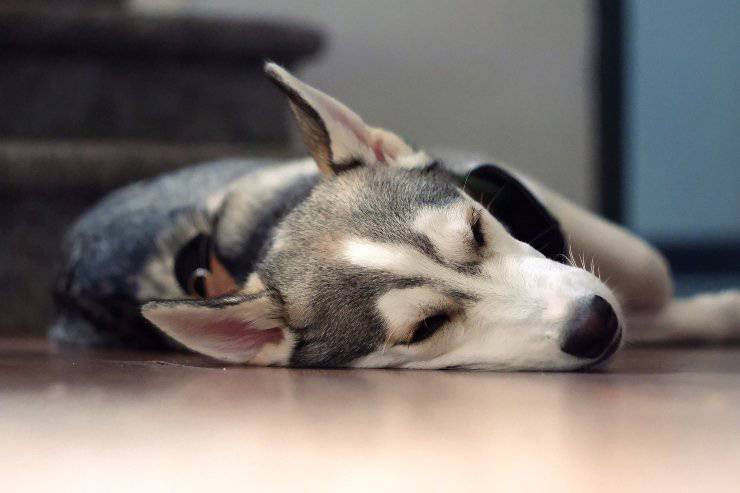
top-left (137, 0), bottom-right (597, 207)
top-left (625, 0), bottom-right (740, 242)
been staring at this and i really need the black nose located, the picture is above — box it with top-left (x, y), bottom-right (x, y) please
top-left (560, 295), bottom-right (619, 358)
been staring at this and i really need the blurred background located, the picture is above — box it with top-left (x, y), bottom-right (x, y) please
top-left (1, 0), bottom-right (738, 335)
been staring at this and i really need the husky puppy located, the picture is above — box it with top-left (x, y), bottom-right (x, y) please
top-left (52, 63), bottom-right (740, 370)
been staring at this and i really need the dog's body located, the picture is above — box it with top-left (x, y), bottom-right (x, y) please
top-left (53, 158), bottom-right (318, 350)
top-left (52, 64), bottom-right (740, 370)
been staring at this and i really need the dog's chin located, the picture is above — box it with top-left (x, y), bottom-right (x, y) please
top-left (577, 328), bottom-right (624, 371)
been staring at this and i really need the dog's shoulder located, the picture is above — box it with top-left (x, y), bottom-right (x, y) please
top-left (58, 160), bottom-right (264, 300)
top-left (212, 159), bottom-right (320, 277)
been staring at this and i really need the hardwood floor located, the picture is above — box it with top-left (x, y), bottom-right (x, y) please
top-left (1, 338), bottom-right (738, 492)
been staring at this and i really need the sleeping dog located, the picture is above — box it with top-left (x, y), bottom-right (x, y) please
top-left (52, 63), bottom-right (740, 370)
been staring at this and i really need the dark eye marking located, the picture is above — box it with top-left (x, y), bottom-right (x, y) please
top-left (422, 160), bottom-right (442, 173)
top-left (409, 313), bottom-right (450, 344)
top-left (471, 210), bottom-right (485, 248)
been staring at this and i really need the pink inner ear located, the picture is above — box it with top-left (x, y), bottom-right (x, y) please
top-left (327, 102), bottom-right (389, 163)
top-left (308, 82), bottom-right (401, 164)
top-left (201, 318), bottom-right (284, 350)
top-left (160, 314), bottom-right (287, 360)
top-left (373, 137), bottom-right (395, 162)
top-left (319, 95), bottom-right (376, 150)
top-left (145, 297), bottom-right (288, 362)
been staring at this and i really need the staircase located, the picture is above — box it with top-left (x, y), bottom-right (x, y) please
top-left (0, 1), bottom-right (322, 334)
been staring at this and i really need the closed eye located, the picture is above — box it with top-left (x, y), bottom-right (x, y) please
top-left (408, 312), bottom-right (450, 344)
top-left (471, 209), bottom-right (485, 248)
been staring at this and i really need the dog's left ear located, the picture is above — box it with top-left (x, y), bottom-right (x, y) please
top-left (265, 62), bottom-right (428, 176)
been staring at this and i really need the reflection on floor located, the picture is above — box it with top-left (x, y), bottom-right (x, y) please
top-left (2, 338), bottom-right (739, 492)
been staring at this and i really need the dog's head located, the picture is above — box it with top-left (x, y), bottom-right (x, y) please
top-left (143, 64), bottom-right (622, 370)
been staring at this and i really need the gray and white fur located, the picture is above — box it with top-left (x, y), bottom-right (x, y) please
top-left (51, 63), bottom-right (740, 370)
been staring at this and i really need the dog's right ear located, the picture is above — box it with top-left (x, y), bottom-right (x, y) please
top-left (142, 291), bottom-right (293, 365)
top-left (265, 62), bottom-right (428, 176)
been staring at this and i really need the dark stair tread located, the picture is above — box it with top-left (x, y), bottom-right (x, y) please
top-left (0, 7), bottom-right (323, 64)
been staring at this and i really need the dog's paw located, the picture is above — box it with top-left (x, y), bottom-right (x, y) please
top-left (684, 289), bottom-right (740, 341)
top-left (710, 289), bottom-right (740, 335)
top-left (627, 290), bottom-right (740, 344)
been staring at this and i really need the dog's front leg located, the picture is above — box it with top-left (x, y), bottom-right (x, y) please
top-left (527, 182), bottom-right (674, 311)
top-left (531, 187), bottom-right (740, 343)
top-left (625, 291), bottom-right (740, 344)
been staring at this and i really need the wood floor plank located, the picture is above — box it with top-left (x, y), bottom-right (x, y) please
top-left (1, 338), bottom-right (738, 492)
